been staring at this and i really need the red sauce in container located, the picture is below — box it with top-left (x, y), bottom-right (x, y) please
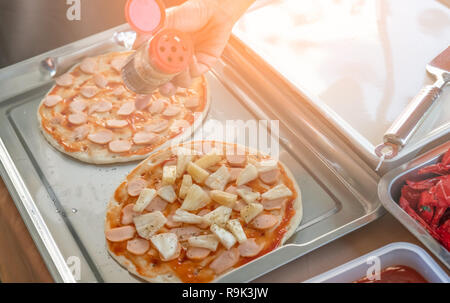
top-left (354, 265), bottom-right (428, 283)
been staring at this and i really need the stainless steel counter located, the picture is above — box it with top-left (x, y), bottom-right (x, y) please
top-left (234, 0), bottom-right (450, 171)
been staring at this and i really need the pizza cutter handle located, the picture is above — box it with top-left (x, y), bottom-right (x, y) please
top-left (376, 78), bottom-right (446, 158)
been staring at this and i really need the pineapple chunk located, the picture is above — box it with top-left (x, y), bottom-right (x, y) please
top-left (188, 234), bottom-right (219, 251)
top-left (247, 157), bottom-right (259, 166)
top-left (178, 174), bottom-right (192, 199)
top-left (162, 165), bottom-right (177, 185)
top-left (236, 164), bottom-right (258, 186)
top-left (157, 185), bottom-right (177, 203)
top-left (240, 203), bottom-right (263, 223)
top-left (186, 162), bottom-right (210, 183)
top-left (257, 160), bottom-right (278, 173)
top-left (261, 184), bottom-right (293, 200)
top-left (210, 224), bottom-right (236, 249)
top-left (133, 211), bottom-right (167, 239)
top-left (133, 188), bottom-right (157, 212)
top-left (150, 233), bottom-right (179, 260)
top-left (226, 219), bottom-right (247, 243)
top-left (194, 150), bottom-right (222, 169)
top-left (210, 190), bottom-right (237, 208)
top-left (204, 165), bottom-right (230, 191)
top-left (181, 184), bottom-right (210, 211)
top-left (176, 149), bottom-right (193, 178)
top-left (203, 206), bottom-right (232, 226)
top-left (172, 209), bottom-right (205, 224)
top-left (236, 186), bottom-right (260, 204)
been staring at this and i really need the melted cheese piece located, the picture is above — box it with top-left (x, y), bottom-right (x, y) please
top-left (133, 212), bottom-right (167, 239)
top-left (261, 184), bottom-right (293, 200)
top-left (203, 206), bottom-right (232, 227)
top-left (226, 219), bottom-right (247, 243)
top-left (210, 224), bottom-right (237, 250)
top-left (133, 188), bottom-right (157, 212)
top-left (188, 234), bottom-right (219, 251)
top-left (150, 233), bottom-right (179, 260)
top-left (157, 185), bottom-right (177, 203)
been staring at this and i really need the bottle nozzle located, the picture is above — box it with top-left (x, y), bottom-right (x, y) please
top-left (148, 29), bottom-right (193, 74)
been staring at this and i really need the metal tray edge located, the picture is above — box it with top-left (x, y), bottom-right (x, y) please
top-left (0, 137), bottom-right (74, 282)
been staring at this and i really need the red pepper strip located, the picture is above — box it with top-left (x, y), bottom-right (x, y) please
top-left (418, 188), bottom-right (437, 224)
top-left (406, 177), bottom-right (444, 190)
top-left (419, 188), bottom-right (438, 207)
top-left (399, 196), bottom-right (441, 241)
top-left (418, 189), bottom-right (435, 224)
top-left (431, 207), bottom-right (447, 229)
top-left (439, 218), bottom-right (450, 230)
top-left (440, 210), bottom-right (450, 226)
top-left (436, 219), bottom-right (450, 251)
top-left (401, 185), bottom-right (422, 210)
top-left (435, 179), bottom-right (450, 207)
top-left (418, 163), bottom-right (450, 176)
top-left (418, 205), bottom-right (434, 224)
top-left (441, 148), bottom-right (450, 166)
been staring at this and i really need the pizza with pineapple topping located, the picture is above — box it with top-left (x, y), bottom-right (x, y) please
top-left (37, 51), bottom-right (209, 164)
top-left (105, 141), bottom-right (302, 282)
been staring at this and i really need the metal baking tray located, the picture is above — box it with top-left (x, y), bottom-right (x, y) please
top-left (305, 242), bottom-right (449, 283)
top-left (233, 0), bottom-right (450, 173)
top-left (0, 24), bottom-right (383, 283)
top-left (379, 141), bottom-right (450, 269)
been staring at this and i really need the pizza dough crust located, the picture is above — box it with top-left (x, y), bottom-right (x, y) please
top-left (105, 141), bottom-right (303, 282)
top-left (37, 52), bottom-right (210, 164)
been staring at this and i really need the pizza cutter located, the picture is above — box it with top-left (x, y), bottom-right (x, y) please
top-left (375, 46), bottom-right (450, 161)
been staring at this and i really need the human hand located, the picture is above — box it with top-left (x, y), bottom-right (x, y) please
top-left (133, 0), bottom-right (255, 95)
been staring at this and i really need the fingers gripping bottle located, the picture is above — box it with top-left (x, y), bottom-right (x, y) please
top-left (122, 0), bottom-right (193, 94)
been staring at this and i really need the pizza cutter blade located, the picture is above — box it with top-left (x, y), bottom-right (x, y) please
top-left (375, 46), bottom-right (450, 160)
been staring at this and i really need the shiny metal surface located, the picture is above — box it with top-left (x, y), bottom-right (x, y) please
top-left (377, 46), bottom-right (450, 158)
top-left (233, 0), bottom-right (450, 171)
top-left (0, 23), bottom-right (382, 282)
top-left (383, 83), bottom-right (444, 148)
top-left (40, 30), bottom-right (137, 78)
top-left (378, 141), bottom-right (450, 268)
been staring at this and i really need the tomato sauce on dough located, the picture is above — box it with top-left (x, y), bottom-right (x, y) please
top-left (107, 143), bottom-right (299, 282)
top-left (39, 52), bottom-right (207, 159)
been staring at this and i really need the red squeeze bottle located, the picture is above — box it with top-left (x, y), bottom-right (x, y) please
top-left (121, 0), bottom-right (193, 94)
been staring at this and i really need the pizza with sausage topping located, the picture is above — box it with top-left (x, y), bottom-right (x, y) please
top-left (105, 141), bottom-right (302, 282)
top-left (37, 51), bottom-right (209, 164)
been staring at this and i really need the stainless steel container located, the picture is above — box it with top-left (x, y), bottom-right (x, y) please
top-left (379, 142), bottom-right (450, 268)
